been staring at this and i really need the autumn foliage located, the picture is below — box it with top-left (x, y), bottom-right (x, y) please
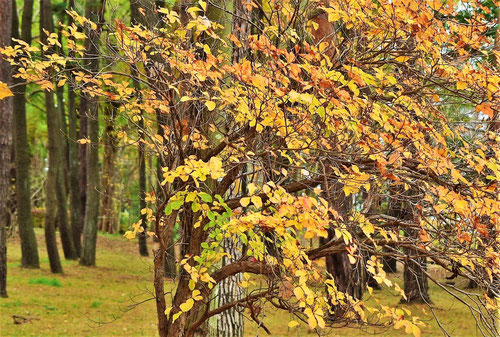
top-left (1, 0), bottom-right (499, 336)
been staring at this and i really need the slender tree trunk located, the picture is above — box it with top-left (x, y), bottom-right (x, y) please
top-left (66, 0), bottom-right (82, 255)
top-left (40, 0), bottom-right (64, 273)
top-left (138, 120), bottom-right (149, 256)
top-left (98, 104), bottom-right (118, 234)
top-left (68, 70), bottom-right (82, 254)
top-left (56, 163), bottom-right (77, 259)
top-left (78, 97), bottom-right (87, 221)
top-left (80, 0), bottom-right (105, 266)
top-left (0, 0), bottom-right (13, 297)
top-left (11, 0), bottom-right (40, 268)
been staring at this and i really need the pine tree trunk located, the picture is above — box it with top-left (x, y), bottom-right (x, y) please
top-left (56, 159), bottom-right (77, 260)
top-left (66, 0), bottom-right (82, 253)
top-left (68, 73), bottom-right (82, 254)
top-left (80, 0), bottom-right (104, 266)
top-left (0, 0), bottom-right (13, 296)
top-left (98, 105), bottom-right (118, 234)
top-left (11, 0), bottom-right (40, 268)
top-left (138, 122), bottom-right (149, 256)
top-left (402, 235), bottom-right (430, 304)
top-left (40, 0), bottom-right (65, 273)
top-left (78, 96), bottom-right (87, 221)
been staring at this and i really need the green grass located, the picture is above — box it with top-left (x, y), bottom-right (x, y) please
top-left (0, 229), bottom-right (483, 336)
top-left (28, 277), bottom-right (62, 287)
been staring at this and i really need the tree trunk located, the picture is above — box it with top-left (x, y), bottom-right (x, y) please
top-left (56, 162), bottom-right (77, 259)
top-left (11, 0), bottom-right (40, 268)
top-left (322, 180), bottom-right (363, 319)
top-left (80, 0), bottom-right (104, 266)
top-left (68, 64), bottom-right (83, 254)
top-left (382, 249), bottom-right (397, 273)
top-left (212, 239), bottom-right (243, 337)
top-left (40, 0), bottom-right (65, 274)
top-left (138, 120), bottom-right (149, 256)
top-left (66, 0), bottom-right (82, 254)
top-left (402, 236), bottom-right (430, 304)
top-left (78, 96), bottom-right (87, 222)
top-left (98, 104), bottom-right (118, 234)
top-left (388, 190), bottom-right (430, 303)
top-left (0, 0), bottom-right (13, 296)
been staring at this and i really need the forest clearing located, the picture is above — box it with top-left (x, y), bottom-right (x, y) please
top-left (1, 230), bottom-right (481, 336)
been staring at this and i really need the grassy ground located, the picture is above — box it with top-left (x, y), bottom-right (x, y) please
top-left (0, 230), bottom-right (483, 336)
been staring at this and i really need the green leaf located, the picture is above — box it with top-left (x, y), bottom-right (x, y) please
top-left (199, 192), bottom-right (212, 203)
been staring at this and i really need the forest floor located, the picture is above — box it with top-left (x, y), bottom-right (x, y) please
top-left (0, 229), bottom-right (484, 336)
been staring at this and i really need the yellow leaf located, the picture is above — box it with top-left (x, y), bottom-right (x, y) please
top-left (288, 320), bottom-right (299, 328)
top-left (164, 307), bottom-right (172, 315)
top-left (77, 138), bottom-right (91, 144)
top-left (395, 56), bottom-right (409, 62)
top-left (456, 81), bottom-right (467, 90)
top-left (247, 183), bottom-right (258, 196)
top-left (251, 196), bottom-right (262, 208)
top-left (199, 0), bottom-right (207, 11)
top-left (180, 298), bottom-right (194, 312)
top-left (205, 100), bottom-right (216, 111)
top-left (240, 197), bottom-right (250, 207)
top-left (412, 325), bottom-right (421, 337)
top-left (180, 96), bottom-right (192, 102)
top-left (307, 315), bottom-right (317, 329)
top-left (0, 82), bottom-right (13, 100)
top-left (172, 312), bottom-right (181, 322)
top-left (316, 315), bottom-right (326, 329)
top-left (57, 78), bottom-right (67, 87)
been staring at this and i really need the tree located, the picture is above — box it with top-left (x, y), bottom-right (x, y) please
top-left (98, 104), bottom-right (119, 234)
top-left (66, 0), bottom-right (84, 257)
top-left (80, 0), bottom-right (105, 267)
top-left (6, 0), bottom-right (500, 336)
top-left (0, 0), bottom-right (13, 297)
top-left (11, 0), bottom-right (40, 269)
top-left (39, 0), bottom-right (64, 273)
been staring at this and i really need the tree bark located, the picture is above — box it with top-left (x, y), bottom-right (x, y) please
top-left (67, 46), bottom-right (83, 254)
top-left (321, 180), bottom-right (363, 319)
top-left (98, 104), bottom-right (118, 234)
top-left (78, 96), bottom-right (87, 223)
top-left (382, 248), bottom-right (397, 273)
top-left (40, 0), bottom-right (64, 274)
top-left (11, 0), bottom-right (40, 268)
top-left (80, 0), bottom-right (105, 266)
top-left (138, 120), bottom-right (149, 256)
top-left (402, 238), bottom-right (430, 304)
top-left (0, 0), bottom-right (13, 297)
